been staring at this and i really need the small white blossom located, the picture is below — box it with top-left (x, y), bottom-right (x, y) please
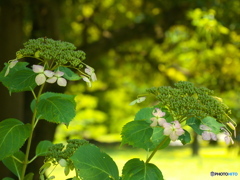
top-left (46, 70), bottom-right (67, 87)
top-left (150, 108), bottom-right (166, 127)
top-left (163, 120), bottom-right (184, 141)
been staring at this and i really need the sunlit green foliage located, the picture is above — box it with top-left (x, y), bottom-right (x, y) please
top-left (49, 0), bottom-right (240, 142)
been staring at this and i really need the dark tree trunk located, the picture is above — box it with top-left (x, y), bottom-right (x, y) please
top-left (0, 0), bottom-right (25, 178)
top-left (191, 132), bottom-right (199, 156)
top-left (24, 1), bottom-right (63, 179)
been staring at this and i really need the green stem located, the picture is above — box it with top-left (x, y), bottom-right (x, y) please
top-left (146, 136), bottom-right (169, 164)
top-left (20, 84), bottom-right (45, 180)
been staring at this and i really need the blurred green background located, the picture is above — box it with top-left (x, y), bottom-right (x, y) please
top-left (0, 0), bottom-right (240, 179)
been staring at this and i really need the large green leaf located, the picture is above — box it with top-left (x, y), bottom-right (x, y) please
top-left (2, 151), bottom-right (25, 178)
top-left (70, 144), bottom-right (119, 180)
top-left (36, 140), bottom-right (53, 157)
top-left (121, 121), bottom-right (153, 150)
top-left (0, 119), bottom-right (31, 160)
top-left (122, 158), bottom-right (163, 180)
top-left (150, 127), bottom-right (170, 150)
top-left (0, 62), bottom-right (37, 92)
top-left (202, 116), bottom-right (224, 134)
top-left (186, 117), bottom-right (203, 135)
top-left (32, 92), bottom-right (76, 126)
top-left (134, 107), bottom-right (155, 121)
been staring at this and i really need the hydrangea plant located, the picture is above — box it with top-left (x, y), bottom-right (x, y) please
top-left (0, 38), bottom-right (237, 180)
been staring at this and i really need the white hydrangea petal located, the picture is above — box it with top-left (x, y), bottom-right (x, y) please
top-left (129, 99), bottom-right (138, 106)
top-left (210, 132), bottom-right (217, 141)
top-left (91, 72), bottom-right (97, 81)
top-left (163, 126), bottom-right (172, 136)
top-left (57, 78), bottom-right (67, 87)
top-left (176, 128), bottom-right (185, 136)
top-left (158, 118), bottom-right (166, 126)
top-left (46, 77), bottom-right (57, 83)
top-left (150, 121), bottom-right (158, 127)
top-left (9, 60), bottom-right (18, 68)
top-left (4, 67), bottom-right (10, 77)
top-left (170, 132), bottom-right (178, 141)
top-left (152, 108), bottom-right (160, 116)
top-left (200, 124), bottom-right (211, 131)
top-left (35, 74), bottom-right (46, 85)
top-left (173, 121), bottom-right (181, 128)
top-left (202, 131), bottom-right (211, 140)
top-left (136, 97), bottom-right (146, 103)
top-left (44, 70), bottom-right (54, 77)
top-left (33, 65), bottom-right (44, 73)
top-left (85, 66), bottom-right (93, 75)
top-left (55, 70), bottom-right (64, 77)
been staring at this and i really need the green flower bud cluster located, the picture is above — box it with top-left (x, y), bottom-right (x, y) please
top-left (146, 81), bottom-right (231, 123)
top-left (46, 139), bottom-right (88, 165)
top-left (16, 38), bottom-right (86, 68)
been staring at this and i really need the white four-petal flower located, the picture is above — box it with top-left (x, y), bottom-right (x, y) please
top-left (150, 108), bottom-right (166, 127)
top-left (163, 121), bottom-right (185, 141)
top-left (46, 70), bottom-right (67, 87)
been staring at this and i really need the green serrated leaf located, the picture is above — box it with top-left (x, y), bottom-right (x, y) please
top-left (122, 158), bottom-right (163, 180)
top-left (151, 127), bottom-right (170, 150)
top-left (186, 117), bottom-right (203, 135)
top-left (202, 116), bottom-right (224, 134)
top-left (0, 119), bottom-right (31, 160)
top-left (179, 130), bottom-right (191, 145)
top-left (0, 62), bottom-right (37, 92)
top-left (134, 107), bottom-right (155, 121)
top-left (2, 151), bottom-right (25, 178)
top-left (32, 92), bottom-right (76, 126)
top-left (70, 144), bottom-right (119, 180)
top-left (58, 66), bottom-right (81, 81)
top-left (121, 121), bottom-right (153, 150)
top-left (36, 140), bottom-right (53, 157)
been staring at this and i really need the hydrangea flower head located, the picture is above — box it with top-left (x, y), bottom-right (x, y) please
top-left (163, 120), bottom-right (184, 141)
top-left (150, 108), bottom-right (166, 127)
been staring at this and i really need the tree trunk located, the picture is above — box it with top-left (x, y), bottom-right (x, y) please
top-left (0, 0), bottom-right (25, 178)
top-left (24, 1), bottom-right (62, 179)
top-left (191, 132), bottom-right (199, 156)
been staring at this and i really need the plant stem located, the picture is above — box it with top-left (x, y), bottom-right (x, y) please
top-left (20, 84), bottom-right (45, 180)
top-left (146, 136), bottom-right (169, 164)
